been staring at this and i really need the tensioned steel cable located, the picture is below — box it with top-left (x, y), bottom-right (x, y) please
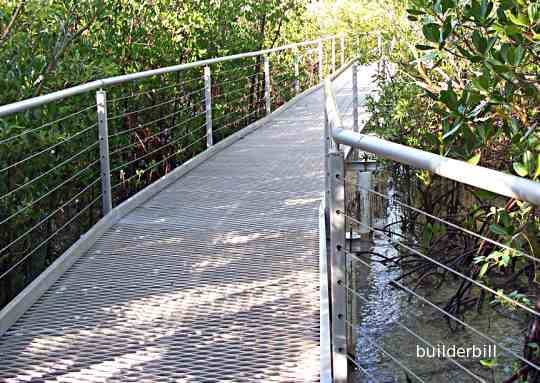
top-left (346, 182), bottom-right (539, 265)
top-left (108, 112), bottom-right (206, 157)
top-left (341, 212), bottom-right (540, 320)
top-left (0, 124), bottom-right (97, 174)
top-left (212, 61), bottom-right (260, 75)
top-left (343, 318), bottom-right (427, 383)
top-left (212, 107), bottom-right (264, 135)
top-left (0, 104), bottom-right (97, 146)
top-left (212, 73), bottom-right (260, 88)
top-left (347, 250), bottom-right (540, 373)
top-left (107, 87), bottom-right (206, 121)
top-left (0, 141), bottom-right (99, 202)
top-left (345, 354), bottom-right (383, 383)
top-left (342, 252), bottom-right (487, 382)
top-left (108, 99), bottom-right (205, 138)
top-left (110, 105), bottom-right (265, 190)
top-left (0, 193), bottom-right (102, 281)
top-left (0, 159), bottom-right (100, 227)
top-left (107, 76), bottom-right (205, 103)
top-left (0, 178), bottom-right (101, 257)
top-left (110, 131), bottom-right (211, 190)
top-left (109, 121), bottom-right (206, 173)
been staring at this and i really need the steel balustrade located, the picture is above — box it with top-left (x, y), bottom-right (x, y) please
top-left (323, 66), bottom-right (540, 382)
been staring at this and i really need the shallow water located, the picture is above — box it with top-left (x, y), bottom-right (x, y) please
top-left (345, 162), bottom-right (529, 383)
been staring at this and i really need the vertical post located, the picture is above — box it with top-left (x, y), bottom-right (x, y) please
top-left (264, 55), bottom-right (271, 115)
top-left (340, 34), bottom-right (345, 67)
top-left (318, 40), bottom-right (324, 82)
top-left (331, 37), bottom-right (336, 74)
top-left (352, 63), bottom-right (359, 133)
top-left (324, 85), bottom-right (331, 212)
top-left (204, 66), bottom-right (213, 147)
top-left (294, 53), bottom-right (300, 95)
top-left (328, 150), bottom-right (348, 383)
top-left (358, 171), bottom-right (373, 239)
top-left (96, 90), bottom-right (112, 216)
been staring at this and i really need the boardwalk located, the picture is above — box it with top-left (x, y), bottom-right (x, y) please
top-left (0, 66), bottom-right (375, 383)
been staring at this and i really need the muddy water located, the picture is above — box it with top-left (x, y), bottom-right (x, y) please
top-left (345, 162), bottom-right (528, 383)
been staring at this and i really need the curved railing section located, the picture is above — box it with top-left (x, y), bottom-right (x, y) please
top-left (323, 78), bottom-right (540, 382)
top-left (0, 33), bottom-right (382, 314)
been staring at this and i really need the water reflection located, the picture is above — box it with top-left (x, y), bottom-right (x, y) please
top-left (346, 161), bottom-right (525, 383)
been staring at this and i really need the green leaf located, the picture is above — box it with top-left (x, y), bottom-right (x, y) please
top-left (415, 44), bottom-right (434, 50)
top-left (480, 358), bottom-right (498, 368)
top-left (440, 85), bottom-right (458, 111)
top-left (467, 153), bottom-right (481, 165)
top-left (423, 23), bottom-right (441, 43)
top-left (490, 223), bottom-right (509, 237)
top-left (479, 262), bottom-right (489, 277)
top-left (513, 162), bottom-right (528, 176)
top-left (407, 9), bottom-right (426, 16)
top-left (505, 9), bottom-right (530, 26)
top-left (472, 30), bottom-right (487, 53)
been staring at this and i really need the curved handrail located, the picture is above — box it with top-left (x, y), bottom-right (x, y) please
top-left (0, 36), bottom-right (345, 118)
top-left (324, 78), bottom-right (540, 206)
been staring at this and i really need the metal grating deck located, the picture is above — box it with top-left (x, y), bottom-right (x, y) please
top-left (0, 66), bottom-right (375, 383)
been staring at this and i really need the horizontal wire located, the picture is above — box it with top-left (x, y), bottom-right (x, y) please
top-left (348, 182), bottom-right (539, 265)
top-left (109, 110), bottom-right (206, 156)
top-left (107, 76), bottom-right (204, 103)
top-left (215, 62), bottom-right (260, 75)
top-left (0, 104), bottom-right (97, 146)
top-left (0, 177), bottom-right (101, 257)
top-left (342, 256), bottom-right (487, 382)
top-left (347, 251), bottom-right (540, 373)
top-left (110, 130), bottom-right (210, 190)
top-left (213, 84), bottom-right (258, 100)
top-left (341, 212), bottom-right (540, 319)
top-left (108, 87), bottom-right (205, 121)
top-left (108, 98), bottom-right (205, 138)
top-left (213, 107), bottom-right (263, 135)
top-left (212, 96), bottom-right (260, 125)
top-left (110, 121), bottom-right (206, 173)
top-left (344, 318), bottom-right (427, 383)
top-left (345, 354), bottom-right (382, 383)
top-left (0, 141), bottom-right (99, 202)
top-left (0, 159), bottom-right (100, 227)
top-left (0, 124), bottom-right (97, 174)
top-left (0, 193), bottom-right (102, 281)
top-left (212, 73), bottom-right (260, 88)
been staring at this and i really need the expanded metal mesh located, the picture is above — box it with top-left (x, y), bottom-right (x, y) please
top-left (0, 69), bottom-right (356, 383)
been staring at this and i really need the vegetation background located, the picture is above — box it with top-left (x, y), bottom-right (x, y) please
top-left (1, 0), bottom-right (540, 380)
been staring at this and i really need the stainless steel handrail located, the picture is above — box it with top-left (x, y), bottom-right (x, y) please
top-left (324, 79), bottom-right (540, 206)
top-left (0, 36), bottom-right (343, 118)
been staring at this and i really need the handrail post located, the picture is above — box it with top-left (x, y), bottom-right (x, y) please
top-left (352, 63), bottom-right (359, 132)
top-left (328, 150), bottom-right (348, 383)
top-left (204, 66), bottom-right (213, 147)
top-left (294, 52), bottom-right (300, 95)
top-left (264, 55), bottom-right (271, 115)
top-left (324, 85), bottom-right (331, 212)
top-left (96, 90), bottom-right (112, 216)
top-left (331, 37), bottom-right (336, 74)
top-left (340, 34), bottom-right (345, 67)
top-left (318, 40), bottom-right (324, 82)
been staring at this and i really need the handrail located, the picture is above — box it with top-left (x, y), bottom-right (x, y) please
top-left (0, 36), bottom-right (341, 118)
top-left (324, 79), bottom-right (540, 206)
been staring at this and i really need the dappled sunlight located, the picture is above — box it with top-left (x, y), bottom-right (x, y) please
top-left (285, 196), bottom-right (321, 206)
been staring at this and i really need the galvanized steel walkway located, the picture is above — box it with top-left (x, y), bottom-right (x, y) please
top-left (0, 66), bottom-right (375, 383)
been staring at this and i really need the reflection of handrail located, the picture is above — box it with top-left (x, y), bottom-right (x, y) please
top-left (324, 79), bottom-right (540, 206)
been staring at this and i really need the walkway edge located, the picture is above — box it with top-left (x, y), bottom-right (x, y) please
top-left (320, 201), bottom-right (333, 383)
top-left (0, 75), bottom-right (344, 336)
